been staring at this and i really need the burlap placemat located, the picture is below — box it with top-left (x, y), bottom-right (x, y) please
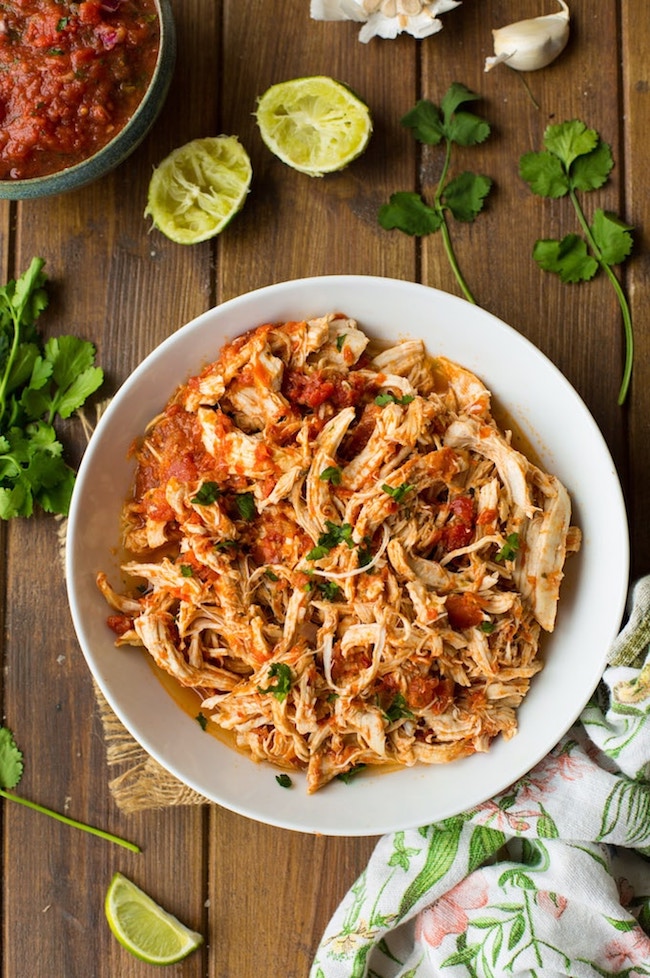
top-left (63, 400), bottom-right (207, 813)
top-left (93, 681), bottom-right (206, 813)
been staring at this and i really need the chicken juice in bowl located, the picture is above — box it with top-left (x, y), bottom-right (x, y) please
top-left (66, 276), bottom-right (628, 835)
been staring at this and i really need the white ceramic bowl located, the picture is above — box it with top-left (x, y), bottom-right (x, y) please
top-left (66, 276), bottom-right (629, 836)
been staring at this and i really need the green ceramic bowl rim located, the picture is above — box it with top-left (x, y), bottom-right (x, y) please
top-left (0, 0), bottom-right (176, 200)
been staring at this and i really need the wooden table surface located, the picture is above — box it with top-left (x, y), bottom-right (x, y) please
top-left (1, 2), bottom-right (648, 975)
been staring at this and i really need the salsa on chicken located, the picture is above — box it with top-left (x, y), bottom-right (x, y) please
top-left (98, 314), bottom-right (580, 792)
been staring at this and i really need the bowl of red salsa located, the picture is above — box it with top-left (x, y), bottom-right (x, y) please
top-left (0, 0), bottom-right (175, 198)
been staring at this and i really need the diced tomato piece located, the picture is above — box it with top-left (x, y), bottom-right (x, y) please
top-left (107, 614), bottom-right (133, 636)
top-left (446, 592), bottom-right (483, 630)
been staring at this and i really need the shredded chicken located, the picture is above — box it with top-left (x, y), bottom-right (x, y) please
top-left (98, 314), bottom-right (580, 792)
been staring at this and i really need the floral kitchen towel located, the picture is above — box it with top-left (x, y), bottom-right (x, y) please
top-left (311, 577), bottom-right (650, 978)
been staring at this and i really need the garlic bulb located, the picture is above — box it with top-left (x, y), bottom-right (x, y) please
top-left (310, 0), bottom-right (461, 43)
top-left (485, 0), bottom-right (570, 72)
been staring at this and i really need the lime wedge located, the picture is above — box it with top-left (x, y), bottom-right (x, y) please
top-left (255, 76), bottom-right (372, 177)
top-left (145, 136), bottom-right (252, 244)
top-left (105, 872), bottom-right (203, 965)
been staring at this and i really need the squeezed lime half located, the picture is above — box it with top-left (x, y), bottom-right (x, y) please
top-left (145, 135), bottom-right (252, 244)
top-left (255, 75), bottom-right (372, 177)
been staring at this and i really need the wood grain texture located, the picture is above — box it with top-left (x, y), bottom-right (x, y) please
top-left (1, 2), bottom-right (644, 976)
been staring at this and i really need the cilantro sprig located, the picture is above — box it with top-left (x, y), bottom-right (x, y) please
top-left (379, 83), bottom-right (492, 305)
top-left (0, 257), bottom-right (104, 518)
top-left (0, 726), bottom-right (139, 852)
top-left (519, 120), bottom-right (634, 405)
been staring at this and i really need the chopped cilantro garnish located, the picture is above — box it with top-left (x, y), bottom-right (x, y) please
top-left (258, 662), bottom-right (293, 702)
top-left (265, 569), bottom-right (279, 581)
top-left (335, 333), bottom-right (347, 352)
top-left (336, 764), bottom-right (366, 784)
top-left (275, 773), bottom-right (293, 788)
top-left (383, 693), bottom-right (415, 723)
top-left (357, 536), bottom-right (374, 568)
top-left (316, 580), bottom-right (343, 602)
top-left (306, 520), bottom-right (355, 561)
top-left (180, 564), bottom-right (194, 577)
top-left (215, 539), bottom-right (238, 551)
top-left (196, 712), bottom-right (208, 730)
top-left (495, 533), bottom-right (520, 563)
top-left (319, 465), bottom-right (342, 485)
top-left (236, 491), bottom-right (256, 521)
top-left (382, 482), bottom-right (415, 503)
top-left (480, 621), bottom-right (495, 634)
top-left (192, 481), bottom-right (221, 505)
top-left (374, 391), bottom-right (415, 406)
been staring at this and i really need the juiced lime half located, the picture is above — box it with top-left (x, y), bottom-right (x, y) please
top-left (105, 872), bottom-right (203, 965)
top-left (255, 76), bottom-right (372, 177)
top-left (145, 135), bottom-right (252, 244)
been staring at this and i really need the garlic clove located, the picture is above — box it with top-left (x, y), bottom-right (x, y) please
top-left (485, 0), bottom-right (570, 73)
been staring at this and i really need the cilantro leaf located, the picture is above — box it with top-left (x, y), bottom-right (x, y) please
top-left (5, 343), bottom-right (42, 395)
top-left (0, 422), bottom-right (76, 518)
top-left (543, 120), bottom-right (599, 170)
top-left (532, 234), bottom-right (599, 283)
top-left (45, 336), bottom-right (104, 419)
top-left (374, 391), bottom-right (414, 406)
top-left (519, 151), bottom-right (569, 198)
top-left (379, 192), bottom-right (442, 237)
top-left (401, 89), bottom-right (490, 149)
top-left (444, 111), bottom-right (491, 148)
top-left (192, 481), bottom-right (221, 505)
top-left (337, 764), bottom-right (366, 784)
top-left (319, 465), bottom-right (342, 485)
top-left (570, 139), bottom-right (613, 192)
top-left (440, 81), bottom-right (481, 121)
top-left (0, 726), bottom-right (24, 789)
top-left (383, 693), bottom-right (415, 724)
top-left (258, 662), bottom-right (293, 702)
top-left (400, 99), bottom-right (444, 145)
top-left (275, 773), bottom-right (293, 788)
top-left (443, 172), bottom-right (492, 222)
top-left (315, 580), bottom-right (343, 602)
top-left (382, 482), bottom-right (415, 504)
top-left (235, 491), bottom-right (256, 521)
top-left (0, 725), bottom-right (139, 850)
top-left (306, 520), bottom-right (355, 560)
top-left (495, 533), bottom-right (520, 563)
top-left (590, 209), bottom-right (634, 266)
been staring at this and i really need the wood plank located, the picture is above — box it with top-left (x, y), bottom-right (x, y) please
top-left (210, 4), bottom-right (418, 975)
top-left (419, 0), bottom-right (626, 453)
top-left (2, 2), bottom-right (216, 975)
top-left (218, 4), bottom-right (417, 297)
top-left (621, 0), bottom-right (650, 578)
top-left (0, 1), bottom-right (637, 976)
